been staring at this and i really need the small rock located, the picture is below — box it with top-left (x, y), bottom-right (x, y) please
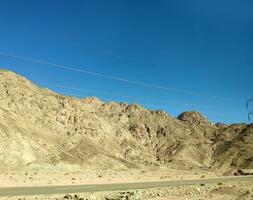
top-left (64, 194), bottom-right (73, 199)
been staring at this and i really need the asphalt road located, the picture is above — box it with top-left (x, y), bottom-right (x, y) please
top-left (0, 176), bottom-right (252, 197)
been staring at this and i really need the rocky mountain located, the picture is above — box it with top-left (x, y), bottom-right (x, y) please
top-left (177, 111), bottom-right (214, 127)
top-left (0, 69), bottom-right (252, 170)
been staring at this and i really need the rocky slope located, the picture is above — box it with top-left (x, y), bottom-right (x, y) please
top-left (0, 69), bottom-right (252, 170)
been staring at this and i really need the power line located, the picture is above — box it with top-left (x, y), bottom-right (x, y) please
top-left (38, 82), bottom-right (242, 110)
top-left (0, 51), bottom-right (242, 102)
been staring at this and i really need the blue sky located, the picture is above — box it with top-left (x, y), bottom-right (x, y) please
top-left (0, 0), bottom-right (252, 124)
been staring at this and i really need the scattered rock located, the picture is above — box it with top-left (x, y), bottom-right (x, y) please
top-left (234, 169), bottom-right (253, 176)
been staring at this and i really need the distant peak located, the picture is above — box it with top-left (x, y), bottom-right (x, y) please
top-left (177, 111), bottom-right (214, 127)
top-left (82, 97), bottom-right (103, 104)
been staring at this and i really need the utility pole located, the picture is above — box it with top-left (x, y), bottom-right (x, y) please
top-left (246, 97), bottom-right (253, 121)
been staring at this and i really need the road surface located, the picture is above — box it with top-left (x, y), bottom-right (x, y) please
top-left (0, 176), bottom-right (252, 197)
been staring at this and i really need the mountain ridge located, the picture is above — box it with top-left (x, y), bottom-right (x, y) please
top-left (0, 69), bottom-right (252, 170)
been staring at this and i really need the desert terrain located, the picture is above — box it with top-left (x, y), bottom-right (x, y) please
top-left (0, 69), bottom-right (252, 199)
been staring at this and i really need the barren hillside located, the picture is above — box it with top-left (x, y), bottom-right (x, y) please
top-left (0, 69), bottom-right (252, 170)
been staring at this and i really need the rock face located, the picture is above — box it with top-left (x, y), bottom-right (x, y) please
top-left (0, 69), bottom-right (252, 170)
top-left (177, 111), bottom-right (214, 127)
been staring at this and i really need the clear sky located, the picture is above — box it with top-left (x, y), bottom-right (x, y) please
top-left (0, 0), bottom-right (252, 124)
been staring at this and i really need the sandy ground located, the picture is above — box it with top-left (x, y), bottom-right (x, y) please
top-left (1, 182), bottom-right (253, 200)
top-left (1, 166), bottom-right (253, 199)
top-left (0, 165), bottom-right (221, 187)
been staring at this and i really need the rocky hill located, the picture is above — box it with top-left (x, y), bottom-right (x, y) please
top-left (177, 111), bottom-right (214, 127)
top-left (0, 69), bottom-right (252, 170)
